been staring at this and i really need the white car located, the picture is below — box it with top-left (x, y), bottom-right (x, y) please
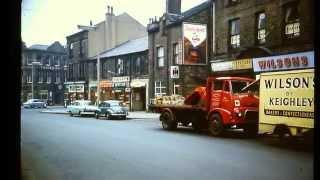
top-left (23, 99), bottom-right (47, 108)
top-left (67, 100), bottom-right (98, 117)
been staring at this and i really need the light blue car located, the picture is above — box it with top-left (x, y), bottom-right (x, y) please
top-left (23, 99), bottom-right (47, 108)
top-left (67, 100), bottom-right (98, 117)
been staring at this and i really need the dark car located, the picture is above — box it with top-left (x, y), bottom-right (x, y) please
top-left (95, 100), bottom-right (128, 120)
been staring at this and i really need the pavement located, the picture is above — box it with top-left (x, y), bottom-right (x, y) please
top-left (39, 106), bottom-right (160, 119)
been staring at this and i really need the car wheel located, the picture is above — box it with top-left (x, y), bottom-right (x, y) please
top-left (208, 113), bottom-right (224, 136)
top-left (105, 113), bottom-right (110, 120)
top-left (160, 111), bottom-right (177, 130)
top-left (95, 112), bottom-right (100, 119)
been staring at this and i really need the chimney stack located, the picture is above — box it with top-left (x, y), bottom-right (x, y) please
top-left (166, 0), bottom-right (181, 14)
top-left (107, 5), bottom-right (110, 15)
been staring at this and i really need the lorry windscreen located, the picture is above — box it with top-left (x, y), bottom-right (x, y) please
top-left (232, 81), bottom-right (249, 94)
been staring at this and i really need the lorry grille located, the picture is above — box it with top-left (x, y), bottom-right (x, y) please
top-left (244, 110), bottom-right (258, 123)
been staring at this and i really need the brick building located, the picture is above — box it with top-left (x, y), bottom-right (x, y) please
top-left (21, 41), bottom-right (68, 105)
top-left (211, 0), bottom-right (314, 77)
top-left (147, 0), bottom-right (214, 102)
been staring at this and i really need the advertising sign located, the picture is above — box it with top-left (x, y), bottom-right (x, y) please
top-left (232, 59), bottom-right (252, 70)
top-left (211, 61), bottom-right (232, 72)
top-left (68, 84), bottom-right (84, 93)
top-left (183, 23), bottom-right (207, 65)
top-left (253, 51), bottom-right (314, 72)
top-left (170, 66), bottom-right (179, 79)
top-left (259, 69), bottom-right (314, 129)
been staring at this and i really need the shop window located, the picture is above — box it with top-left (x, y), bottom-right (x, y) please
top-left (229, 18), bottom-right (240, 49)
top-left (157, 46), bottom-right (164, 67)
top-left (284, 2), bottom-right (300, 39)
top-left (155, 81), bottom-right (166, 96)
top-left (256, 12), bottom-right (266, 44)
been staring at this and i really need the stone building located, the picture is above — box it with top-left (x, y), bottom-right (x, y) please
top-left (211, 0), bottom-right (314, 77)
top-left (21, 41), bottom-right (68, 105)
top-left (65, 6), bottom-right (147, 103)
top-left (147, 0), bottom-right (213, 101)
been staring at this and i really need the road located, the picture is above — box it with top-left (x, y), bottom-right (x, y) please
top-left (21, 108), bottom-right (313, 180)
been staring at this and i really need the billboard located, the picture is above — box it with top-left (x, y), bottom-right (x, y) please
top-left (183, 23), bottom-right (207, 65)
top-left (259, 69), bottom-right (314, 129)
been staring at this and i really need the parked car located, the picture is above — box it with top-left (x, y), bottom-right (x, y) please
top-left (67, 100), bottom-right (98, 117)
top-left (23, 99), bottom-right (47, 108)
top-left (95, 100), bottom-right (129, 120)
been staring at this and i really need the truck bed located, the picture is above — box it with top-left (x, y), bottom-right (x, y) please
top-left (149, 104), bottom-right (205, 113)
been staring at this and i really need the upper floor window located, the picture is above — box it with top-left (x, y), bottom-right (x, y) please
top-left (56, 71), bottom-right (60, 83)
top-left (135, 57), bottom-right (141, 75)
top-left (69, 43), bottom-right (74, 58)
top-left (27, 72), bottom-right (32, 83)
top-left (117, 58), bottom-right (124, 75)
top-left (173, 43), bottom-right (180, 64)
top-left (80, 39), bottom-right (87, 57)
top-left (157, 46), bottom-right (164, 67)
top-left (47, 71), bottom-right (51, 83)
top-left (256, 12), bottom-right (266, 44)
top-left (27, 54), bottom-right (33, 65)
top-left (38, 71), bottom-right (43, 83)
top-left (229, 18), bottom-right (240, 48)
top-left (284, 3), bottom-right (300, 39)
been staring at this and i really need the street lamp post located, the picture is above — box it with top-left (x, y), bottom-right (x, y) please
top-left (31, 61), bottom-right (41, 99)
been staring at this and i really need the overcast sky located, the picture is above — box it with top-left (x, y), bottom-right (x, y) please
top-left (22, 0), bottom-right (207, 47)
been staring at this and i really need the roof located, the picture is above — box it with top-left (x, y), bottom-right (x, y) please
top-left (28, 44), bottom-right (49, 50)
top-left (91, 36), bottom-right (148, 59)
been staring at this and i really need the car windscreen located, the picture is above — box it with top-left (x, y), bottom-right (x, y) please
top-left (109, 102), bottom-right (121, 106)
top-left (83, 101), bottom-right (95, 106)
top-left (232, 81), bottom-right (249, 94)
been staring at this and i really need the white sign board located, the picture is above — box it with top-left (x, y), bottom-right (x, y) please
top-left (68, 85), bottom-right (84, 93)
top-left (253, 51), bottom-right (314, 72)
top-left (170, 66), bottom-right (179, 79)
top-left (211, 61), bottom-right (233, 72)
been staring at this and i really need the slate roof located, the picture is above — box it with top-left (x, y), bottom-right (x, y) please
top-left (28, 44), bottom-right (49, 50)
top-left (91, 36), bottom-right (148, 59)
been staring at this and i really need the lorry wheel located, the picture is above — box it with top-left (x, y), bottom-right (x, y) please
top-left (160, 111), bottom-right (177, 130)
top-left (243, 124), bottom-right (258, 137)
top-left (208, 114), bottom-right (224, 136)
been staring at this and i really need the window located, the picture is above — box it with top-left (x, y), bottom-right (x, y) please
top-left (284, 3), bottom-right (300, 38)
top-left (124, 59), bottom-right (130, 76)
top-left (231, 81), bottom-right (248, 93)
top-left (27, 54), bottom-right (33, 65)
top-left (27, 72), bottom-right (32, 83)
top-left (36, 54), bottom-right (42, 64)
top-left (155, 81), bottom-right (166, 96)
top-left (213, 80), bottom-right (223, 90)
top-left (135, 57), bottom-right (141, 75)
top-left (157, 46), bottom-right (164, 67)
top-left (80, 39), bottom-right (87, 57)
top-left (47, 71), bottom-right (51, 83)
top-left (256, 12), bottom-right (266, 44)
top-left (38, 71), bottom-right (43, 83)
top-left (117, 59), bottom-right (124, 75)
top-left (230, 19), bottom-right (240, 48)
top-left (69, 43), bottom-right (74, 58)
top-left (56, 71), bottom-right (61, 83)
top-left (173, 43), bottom-right (179, 64)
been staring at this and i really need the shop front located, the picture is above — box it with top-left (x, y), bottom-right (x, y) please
top-left (99, 80), bottom-right (113, 101)
top-left (64, 81), bottom-right (87, 104)
top-left (130, 78), bottom-right (149, 111)
top-left (88, 81), bottom-right (98, 103)
top-left (112, 76), bottom-right (130, 108)
top-left (210, 58), bottom-right (254, 78)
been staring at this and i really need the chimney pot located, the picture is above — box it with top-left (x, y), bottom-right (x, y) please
top-left (111, 6), bottom-right (113, 15)
top-left (107, 5), bottom-right (110, 14)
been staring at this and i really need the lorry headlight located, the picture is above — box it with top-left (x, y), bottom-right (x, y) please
top-left (234, 100), bottom-right (240, 107)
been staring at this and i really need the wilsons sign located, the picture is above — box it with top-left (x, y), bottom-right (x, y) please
top-left (253, 51), bottom-right (314, 72)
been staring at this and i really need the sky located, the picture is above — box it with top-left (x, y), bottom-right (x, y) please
top-left (22, 0), bottom-right (208, 47)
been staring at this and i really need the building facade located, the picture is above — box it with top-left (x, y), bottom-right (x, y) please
top-left (211, 0), bottom-right (314, 78)
top-left (147, 0), bottom-right (213, 102)
top-left (21, 41), bottom-right (68, 105)
top-left (91, 36), bottom-right (149, 111)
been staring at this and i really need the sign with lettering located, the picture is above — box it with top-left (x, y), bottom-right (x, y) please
top-left (253, 51), bottom-right (314, 72)
top-left (183, 23), bottom-right (207, 64)
top-left (170, 66), bottom-right (179, 79)
top-left (259, 69), bottom-right (314, 129)
top-left (211, 61), bottom-right (232, 72)
top-left (112, 76), bottom-right (130, 83)
top-left (68, 84), bottom-right (84, 93)
top-left (232, 59), bottom-right (252, 70)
